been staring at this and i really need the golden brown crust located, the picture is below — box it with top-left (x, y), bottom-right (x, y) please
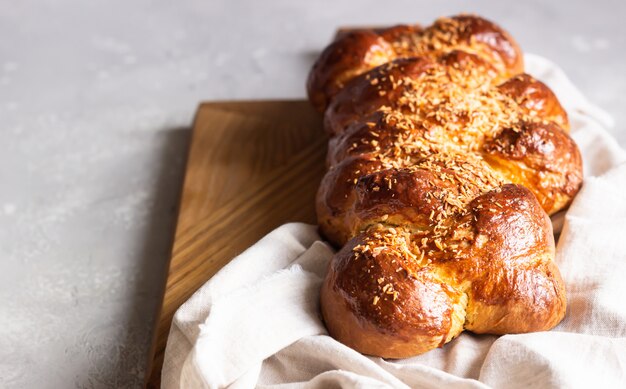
top-left (310, 14), bottom-right (579, 358)
top-left (462, 185), bottom-right (566, 333)
top-left (323, 56), bottom-right (435, 136)
top-left (497, 73), bottom-right (570, 131)
top-left (321, 185), bottom-right (566, 358)
top-left (483, 121), bottom-right (583, 213)
top-left (307, 30), bottom-right (395, 112)
top-left (307, 15), bottom-right (524, 113)
top-left (322, 230), bottom-right (466, 358)
top-left (320, 51), bottom-right (581, 219)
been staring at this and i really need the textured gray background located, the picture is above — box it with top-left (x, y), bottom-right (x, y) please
top-left (0, 0), bottom-right (624, 388)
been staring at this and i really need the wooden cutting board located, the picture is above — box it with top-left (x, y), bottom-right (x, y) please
top-left (145, 100), bottom-right (325, 387)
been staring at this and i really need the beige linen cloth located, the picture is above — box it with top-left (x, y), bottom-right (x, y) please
top-left (161, 54), bottom-right (626, 389)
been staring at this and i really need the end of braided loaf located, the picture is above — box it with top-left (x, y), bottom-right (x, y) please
top-left (309, 15), bottom-right (581, 358)
top-left (307, 15), bottom-right (524, 113)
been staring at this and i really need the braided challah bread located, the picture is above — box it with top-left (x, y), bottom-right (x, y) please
top-left (307, 15), bottom-right (582, 358)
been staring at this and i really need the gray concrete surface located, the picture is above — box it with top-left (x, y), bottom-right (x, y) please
top-left (0, 0), bottom-right (624, 387)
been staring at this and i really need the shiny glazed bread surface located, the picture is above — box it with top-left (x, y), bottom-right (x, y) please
top-left (308, 15), bottom-right (582, 358)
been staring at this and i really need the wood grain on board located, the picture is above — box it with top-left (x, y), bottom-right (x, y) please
top-left (145, 100), bottom-right (325, 387)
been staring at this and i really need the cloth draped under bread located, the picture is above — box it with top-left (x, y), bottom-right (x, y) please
top-left (161, 53), bottom-right (626, 388)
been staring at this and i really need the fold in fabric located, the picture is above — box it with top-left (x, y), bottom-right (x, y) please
top-left (162, 54), bottom-right (626, 389)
